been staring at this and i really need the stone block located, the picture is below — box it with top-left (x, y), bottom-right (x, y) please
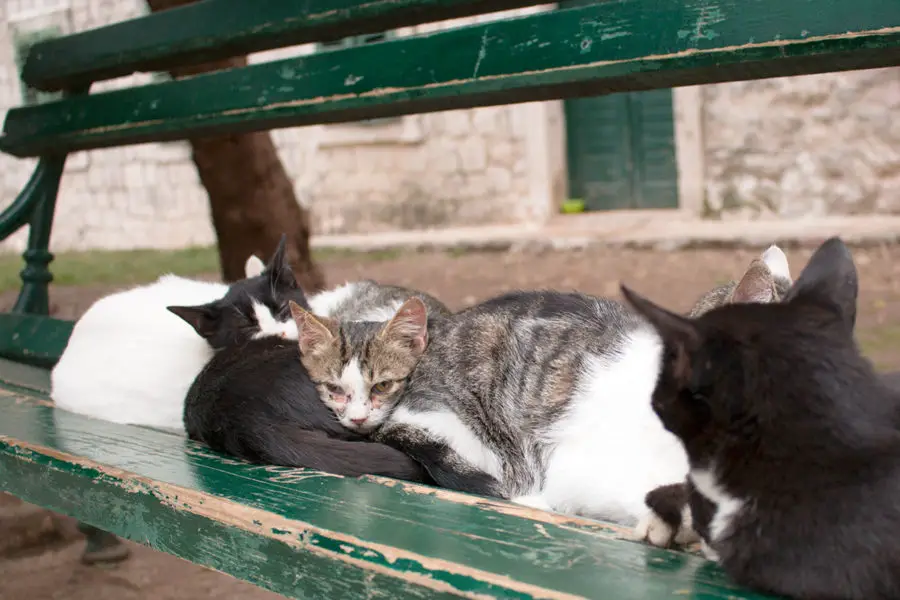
top-left (459, 137), bottom-right (487, 172)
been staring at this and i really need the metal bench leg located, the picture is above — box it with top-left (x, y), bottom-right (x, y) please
top-left (77, 522), bottom-right (130, 565)
top-left (2, 156), bottom-right (67, 316)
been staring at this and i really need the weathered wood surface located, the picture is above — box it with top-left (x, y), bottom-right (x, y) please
top-left (0, 361), bottom-right (772, 599)
top-left (3, 0), bottom-right (899, 157)
top-left (22, 0), bottom-right (550, 92)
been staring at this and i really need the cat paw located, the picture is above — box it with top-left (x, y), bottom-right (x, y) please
top-left (510, 494), bottom-right (553, 512)
top-left (672, 506), bottom-right (701, 545)
top-left (633, 507), bottom-right (701, 548)
top-left (634, 511), bottom-right (677, 547)
top-left (700, 539), bottom-right (720, 562)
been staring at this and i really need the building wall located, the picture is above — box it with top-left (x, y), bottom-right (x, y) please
top-left (702, 67), bottom-right (900, 219)
top-left (0, 1), bottom-right (897, 254)
top-left (0, 1), bottom-right (556, 253)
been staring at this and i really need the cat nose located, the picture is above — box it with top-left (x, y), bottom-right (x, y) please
top-left (350, 417), bottom-right (367, 426)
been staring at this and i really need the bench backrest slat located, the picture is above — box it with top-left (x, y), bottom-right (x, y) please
top-left (4, 0), bottom-right (900, 158)
top-left (22, 0), bottom-right (549, 92)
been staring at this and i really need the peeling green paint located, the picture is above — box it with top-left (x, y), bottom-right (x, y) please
top-left (0, 371), bottom-right (773, 599)
top-left (3, 0), bottom-right (900, 157)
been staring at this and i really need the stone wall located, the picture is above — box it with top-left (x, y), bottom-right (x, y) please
top-left (0, 1), bottom-right (550, 253)
top-left (703, 67), bottom-right (900, 219)
top-left (2, 0), bottom-right (898, 254)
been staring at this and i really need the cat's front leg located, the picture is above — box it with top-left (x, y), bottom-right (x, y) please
top-left (376, 423), bottom-right (506, 498)
top-left (633, 482), bottom-right (701, 548)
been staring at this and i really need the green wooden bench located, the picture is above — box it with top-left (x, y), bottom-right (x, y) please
top-left (1, 0), bottom-right (898, 596)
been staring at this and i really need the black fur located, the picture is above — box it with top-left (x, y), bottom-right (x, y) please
top-left (168, 234), bottom-right (311, 349)
top-left (643, 483), bottom-right (688, 531)
top-left (184, 336), bottom-right (433, 483)
top-left (623, 237), bottom-right (900, 600)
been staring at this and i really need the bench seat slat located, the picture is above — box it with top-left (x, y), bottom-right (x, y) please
top-left (3, 0), bottom-right (899, 158)
top-left (0, 372), bottom-right (770, 599)
top-left (22, 0), bottom-right (551, 92)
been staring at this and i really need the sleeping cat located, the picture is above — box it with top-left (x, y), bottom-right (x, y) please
top-left (167, 234), bottom-right (310, 347)
top-left (182, 330), bottom-right (432, 482)
top-left (52, 236), bottom-right (305, 432)
top-left (301, 246), bottom-right (791, 527)
top-left (289, 297), bottom-right (432, 432)
top-left (621, 237), bottom-right (900, 600)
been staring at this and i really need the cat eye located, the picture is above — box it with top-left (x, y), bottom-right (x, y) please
top-left (371, 381), bottom-right (395, 394)
top-left (325, 383), bottom-right (344, 395)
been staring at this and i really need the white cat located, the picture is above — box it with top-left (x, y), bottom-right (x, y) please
top-left (51, 237), bottom-right (305, 432)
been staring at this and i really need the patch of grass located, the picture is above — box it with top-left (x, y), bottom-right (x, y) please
top-left (0, 246), bottom-right (220, 293)
top-left (0, 244), bottom-right (413, 293)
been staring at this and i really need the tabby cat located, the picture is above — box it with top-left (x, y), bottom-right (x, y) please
top-left (299, 245), bottom-right (791, 527)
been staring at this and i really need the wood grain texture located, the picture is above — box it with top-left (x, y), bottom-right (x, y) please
top-left (0, 371), bottom-right (773, 599)
top-left (3, 0), bottom-right (899, 157)
top-left (22, 0), bottom-right (550, 92)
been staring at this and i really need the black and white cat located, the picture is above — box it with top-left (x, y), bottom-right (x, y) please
top-left (52, 236), bottom-right (306, 432)
top-left (623, 238), bottom-right (900, 600)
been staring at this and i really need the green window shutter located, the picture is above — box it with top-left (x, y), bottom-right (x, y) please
top-left (565, 93), bottom-right (633, 210)
top-left (629, 89), bottom-right (679, 210)
top-left (564, 89), bottom-right (679, 211)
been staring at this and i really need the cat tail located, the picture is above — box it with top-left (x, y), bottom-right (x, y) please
top-left (257, 425), bottom-right (433, 484)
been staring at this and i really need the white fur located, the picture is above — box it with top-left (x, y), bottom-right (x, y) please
top-left (689, 467), bottom-right (745, 545)
top-left (634, 504), bottom-right (700, 547)
top-left (761, 244), bottom-right (791, 282)
top-left (251, 301), bottom-right (297, 340)
top-left (51, 275), bottom-right (229, 432)
top-left (308, 282), bottom-right (358, 317)
top-left (391, 405), bottom-right (504, 479)
top-left (340, 357), bottom-right (371, 424)
top-left (244, 255), bottom-right (265, 278)
top-left (700, 539), bottom-right (720, 562)
top-left (516, 327), bottom-right (689, 526)
top-left (355, 300), bottom-right (405, 322)
top-left (51, 273), bottom-right (296, 433)
top-left (308, 282), bottom-right (404, 322)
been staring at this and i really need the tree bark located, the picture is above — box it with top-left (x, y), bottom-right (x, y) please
top-left (145, 0), bottom-right (325, 292)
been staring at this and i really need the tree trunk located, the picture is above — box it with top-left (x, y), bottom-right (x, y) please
top-left (146, 0), bottom-right (325, 292)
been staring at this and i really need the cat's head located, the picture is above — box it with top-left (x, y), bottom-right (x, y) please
top-left (167, 234), bottom-right (310, 349)
top-left (288, 298), bottom-right (429, 433)
top-left (688, 245), bottom-right (792, 317)
top-left (621, 237), bottom-right (865, 474)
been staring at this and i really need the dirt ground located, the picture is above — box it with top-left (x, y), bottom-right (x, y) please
top-left (2, 245), bottom-right (900, 599)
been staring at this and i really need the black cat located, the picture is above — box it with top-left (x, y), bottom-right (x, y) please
top-left (623, 237), bottom-right (900, 600)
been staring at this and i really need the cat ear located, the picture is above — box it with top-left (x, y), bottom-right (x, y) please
top-left (621, 285), bottom-right (700, 382)
top-left (167, 303), bottom-right (221, 339)
top-left (730, 260), bottom-right (776, 304)
top-left (265, 234), bottom-right (298, 291)
top-left (244, 254), bottom-right (265, 278)
top-left (289, 301), bottom-right (335, 355)
top-left (784, 237), bottom-right (858, 331)
top-left (381, 297), bottom-right (428, 354)
top-left (760, 244), bottom-right (791, 283)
